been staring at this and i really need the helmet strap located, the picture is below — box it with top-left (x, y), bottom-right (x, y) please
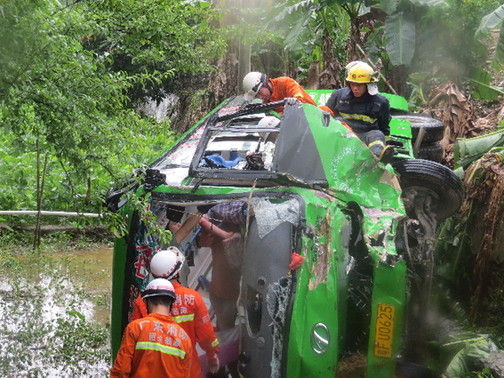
top-left (167, 260), bottom-right (182, 279)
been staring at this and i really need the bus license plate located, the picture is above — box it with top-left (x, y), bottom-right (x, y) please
top-left (374, 303), bottom-right (395, 358)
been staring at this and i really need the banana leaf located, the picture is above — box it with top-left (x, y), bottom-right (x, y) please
top-left (445, 334), bottom-right (498, 377)
top-left (470, 68), bottom-right (504, 100)
top-left (384, 12), bottom-right (416, 66)
top-left (454, 130), bottom-right (504, 168)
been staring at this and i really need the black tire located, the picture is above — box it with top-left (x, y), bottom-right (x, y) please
top-left (392, 159), bottom-right (464, 221)
top-left (416, 142), bottom-right (444, 162)
top-left (392, 114), bottom-right (445, 143)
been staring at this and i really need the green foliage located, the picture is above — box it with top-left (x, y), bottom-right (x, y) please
top-left (261, 0), bottom-right (350, 79)
top-left (476, 4), bottom-right (504, 68)
top-left (405, 0), bottom-right (501, 81)
top-left (384, 12), bottom-right (416, 66)
top-left (0, 0), bottom-right (209, 221)
top-left (469, 68), bottom-right (504, 100)
top-left (82, 0), bottom-right (226, 100)
top-left (52, 311), bottom-right (109, 365)
top-left (476, 4), bottom-right (504, 34)
top-left (406, 71), bottom-right (431, 108)
top-left (103, 189), bottom-right (172, 245)
top-left (379, 0), bottom-right (399, 15)
top-left (444, 334), bottom-right (498, 377)
top-left (410, 0), bottom-right (447, 6)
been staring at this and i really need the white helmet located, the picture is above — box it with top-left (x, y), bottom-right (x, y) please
top-left (243, 71), bottom-right (267, 101)
top-left (150, 247), bottom-right (185, 280)
top-left (142, 278), bottom-right (176, 300)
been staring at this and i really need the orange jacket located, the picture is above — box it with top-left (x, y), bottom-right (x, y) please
top-left (265, 77), bottom-right (334, 116)
top-left (110, 312), bottom-right (193, 378)
top-left (131, 282), bottom-right (220, 377)
top-left (266, 77), bottom-right (316, 112)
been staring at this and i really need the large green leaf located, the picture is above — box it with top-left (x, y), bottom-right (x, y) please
top-left (496, 29), bottom-right (504, 67)
top-left (445, 335), bottom-right (498, 377)
top-left (284, 15), bottom-right (309, 51)
top-left (385, 12), bottom-right (416, 66)
top-left (476, 4), bottom-right (504, 35)
top-left (470, 68), bottom-right (504, 101)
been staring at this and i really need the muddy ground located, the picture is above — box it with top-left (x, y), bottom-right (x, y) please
top-left (0, 245), bottom-right (113, 377)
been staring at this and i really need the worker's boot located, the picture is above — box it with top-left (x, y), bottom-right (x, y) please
top-left (378, 145), bottom-right (395, 164)
top-left (368, 141), bottom-right (394, 164)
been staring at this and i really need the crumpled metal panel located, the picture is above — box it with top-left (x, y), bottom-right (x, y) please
top-left (361, 207), bottom-right (405, 264)
top-left (241, 218), bottom-right (293, 378)
top-left (301, 105), bottom-right (403, 211)
top-left (266, 276), bottom-right (293, 378)
top-left (251, 197), bottom-right (300, 239)
top-left (360, 206), bottom-right (407, 378)
top-left (273, 103), bottom-right (327, 184)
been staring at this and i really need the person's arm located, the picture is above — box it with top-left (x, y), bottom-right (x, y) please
top-left (110, 324), bottom-right (137, 377)
top-left (318, 105), bottom-right (335, 117)
top-left (325, 90), bottom-right (340, 116)
top-left (130, 296), bottom-right (147, 322)
top-left (284, 78), bottom-right (316, 105)
top-left (378, 98), bottom-right (391, 136)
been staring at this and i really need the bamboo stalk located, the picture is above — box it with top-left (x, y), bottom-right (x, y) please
top-left (34, 139), bottom-right (41, 251)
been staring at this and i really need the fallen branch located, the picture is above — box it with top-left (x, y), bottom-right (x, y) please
top-left (0, 210), bottom-right (102, 218)
top-left (356, 43), bottom-right (398, 95)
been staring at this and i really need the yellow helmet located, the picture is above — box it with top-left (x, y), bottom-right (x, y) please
top-left (345, 61), bottom-right (378, 83)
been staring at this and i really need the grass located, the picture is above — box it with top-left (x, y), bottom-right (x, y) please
top-left (0, 229), bottom-right (113, 254)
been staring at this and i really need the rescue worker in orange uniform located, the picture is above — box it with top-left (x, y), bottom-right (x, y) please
top-left (111, 278), bottom-right (193, 378)
top-left (130, 247), bottom-right (220, 377)
top-left (242, 71), bottom-right (334, 115)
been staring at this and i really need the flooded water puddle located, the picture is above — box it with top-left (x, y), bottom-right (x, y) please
top-left (0, 246), bottom-right (113, 377)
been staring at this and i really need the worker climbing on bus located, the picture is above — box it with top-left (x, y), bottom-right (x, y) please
top-left (325, 61), bottom-right (394, 163)
top-left (242, 71), bottom-right (333, 115)
top-left (130, 247), bottom-right (220, 377)
top-left (111, 278), bottom-right (193, 377)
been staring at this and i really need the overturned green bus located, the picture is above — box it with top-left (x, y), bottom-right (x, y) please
top-left (107, 90), bottom-right (463, 377)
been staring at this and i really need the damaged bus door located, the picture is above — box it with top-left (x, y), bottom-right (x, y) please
top-left (240, 218), bottom-right (294, 377)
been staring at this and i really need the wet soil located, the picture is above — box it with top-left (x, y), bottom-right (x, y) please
top-left (0, 245), bottom-right (113, 377)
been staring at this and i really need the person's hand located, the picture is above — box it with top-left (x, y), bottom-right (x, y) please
top-left (208, 354), bottom-right (220, 374)
top-left (223, 232), bottom-right (241, 245)
top-left (166, 221), bottom-right (181, 233)
top-left (285, 97), bottom-right (298, 105)
top-left (197, 229), bottom-right (216, 247)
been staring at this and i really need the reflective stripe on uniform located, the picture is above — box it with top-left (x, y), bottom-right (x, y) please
top-left (172, 313), bottom-right (195, 323)
top-left (340, 112), bottom-right (377, 124)
top-left (211, 338), bottom-right (220, 347)
top-left (135, 341), bottom-right (186, 359)
top-left (368, 140), bottom-right (385, 148)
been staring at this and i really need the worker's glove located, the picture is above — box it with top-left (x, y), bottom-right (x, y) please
top-left (285, 97), bottom-right (298, 105)
top-left (208, 354), bottom-right (220, 374)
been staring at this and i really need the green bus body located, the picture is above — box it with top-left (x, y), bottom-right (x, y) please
top-left (110, 90), bottom-right (412, 377)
